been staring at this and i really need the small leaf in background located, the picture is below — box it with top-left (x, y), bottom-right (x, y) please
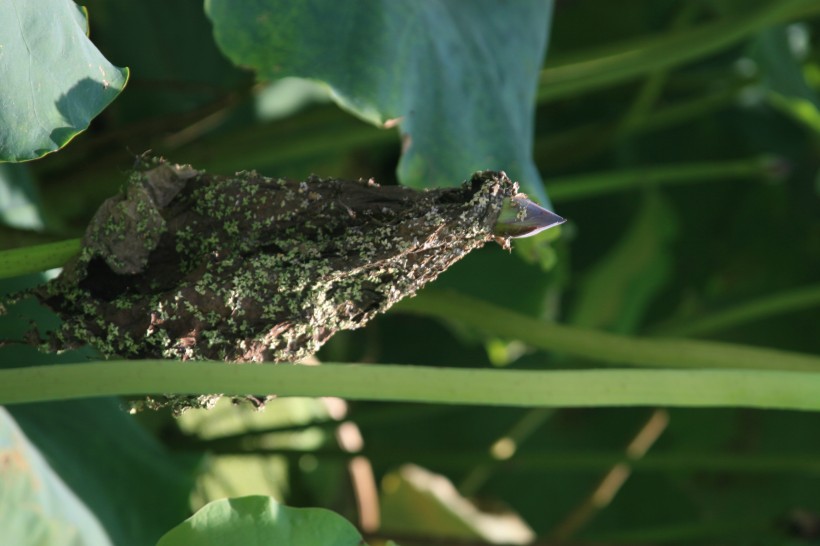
top-left (0, 0), bottom-right (128, 162)
top-left (9, 399), bottom-right (196, 546)
top-left (157, 495), bottom-right (364, 546)
top-left (176, 397), bottom-right (337, 510)
top-left (204, 0), bottom-right (554, 205)
top-left (0, 164), bottom-right (44, 230)
top-left (380, 464), bottom-right (534, 544)
top-left (0, 407), bottom-right (113, 546)
top-left (750, 24), bottom-right (820, 135)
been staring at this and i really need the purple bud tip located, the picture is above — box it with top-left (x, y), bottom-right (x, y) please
top-left (494, 195), bottom-right (566, 239)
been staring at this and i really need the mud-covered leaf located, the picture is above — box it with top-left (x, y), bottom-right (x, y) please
top-left (0, 0), bottom-right (128, 162)
top-left (30, 159), bottom-right (521, 411)
top-left (204, 0), bottom-right (553, 204)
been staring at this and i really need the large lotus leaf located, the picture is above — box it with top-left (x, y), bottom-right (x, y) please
top-left (0, 0), bottom-right (128, 162)
top-left (205, 0), bottom-right (553, 205)
top-left (74, 0), bottom-right (249, 123)
top-left (157, 496), bottom-right (364, 546)
top-left (0, 407), bottom-right (113, 546)
top-left (10, 399), bottom-right (196, 546)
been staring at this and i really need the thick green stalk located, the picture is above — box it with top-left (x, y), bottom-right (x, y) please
top-left (0, 238), bottom-right (80, 279)
top-left (395, 291), bottom-right (820, 372)
top-left (1, 361), bottom-right (820, 411)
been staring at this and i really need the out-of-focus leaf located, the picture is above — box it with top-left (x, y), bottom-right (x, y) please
top-left (0, 164), bottom-right (44, 230)
top-left (10, 399), bottom-right (196, 546)
top-left (751, 25), bottom-right (820, 134)
top-left (0, 0), bottom-right (128, 162)
top-left (2, 266), bottom-right (193, 546)
top-left (254, 78), bottom-right (331, 121)
top-left (157, 495), bottom-right (363, 546)
top-left (381, 464), bottom-right (535, 544)
top-left (177, 397), bottom-right (336, 509)
top-left (204, 0), bottom-right (553, 204)
top-left (0, 407), bottom-right (113, 546)
top-left (569, 192), bottom-right (677, 333)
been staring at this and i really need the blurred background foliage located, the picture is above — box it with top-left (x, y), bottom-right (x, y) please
top-left (2, 0), bottom-right (820, 544)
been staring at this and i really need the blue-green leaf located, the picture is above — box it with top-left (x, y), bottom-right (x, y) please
top-left (157, 496), bottom-right (364, 546)
top-left (205, 0), bottom-right (553, 204)
top-left (0, 0), bottom-right (128, 162)
top-left (0, 407), bottom-right (113, 546)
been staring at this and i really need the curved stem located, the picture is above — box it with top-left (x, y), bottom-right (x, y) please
top-left (395, 290), bottom-right (820, 372)
top-left (1, 361), bottom-right (820, 411)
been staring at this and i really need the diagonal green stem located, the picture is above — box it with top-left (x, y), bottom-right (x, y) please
top-left (194, 446), bottom-right (820, 475)
top-left (1, 361), bottom-right (820, 411)
top-left (548, 156), bottom-right (779, 203)
top-left (537, 0), bottom-right (811, 102)
top-left (652, 284), bottom-right (820, 337)
top-left (394, 290), bottom-right (820, 372)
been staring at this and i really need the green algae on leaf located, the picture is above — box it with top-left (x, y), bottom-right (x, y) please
top-left (34, 158), bottom-right (527, 369)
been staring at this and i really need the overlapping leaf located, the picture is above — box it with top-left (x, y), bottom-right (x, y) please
top-left (0, 0), bottom-right (128, 162)
top-left (205, 0), bottom-right (553, 204)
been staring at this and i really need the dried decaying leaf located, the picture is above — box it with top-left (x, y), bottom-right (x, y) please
top-left (30, 158), bottom-right (527, 409)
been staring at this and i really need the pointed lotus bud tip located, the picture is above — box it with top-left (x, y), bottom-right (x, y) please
top-left (493, 194), bottom-right (566, 239)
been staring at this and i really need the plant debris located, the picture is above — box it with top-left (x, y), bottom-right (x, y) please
top-left (26, 158), bottom-right (561, 411)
